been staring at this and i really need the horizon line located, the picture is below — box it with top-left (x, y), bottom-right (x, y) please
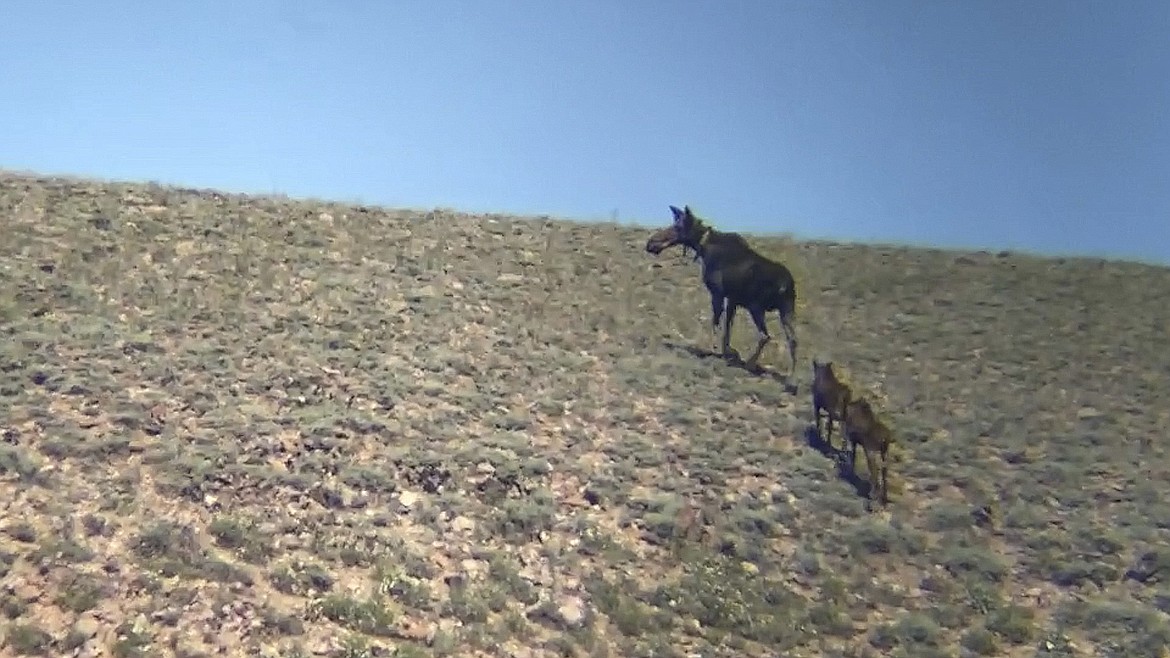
top-left (3, 164), bottom-right (1165, 269)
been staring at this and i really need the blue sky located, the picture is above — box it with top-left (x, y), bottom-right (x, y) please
top-left (2, 1), bottom-right (1167, 264)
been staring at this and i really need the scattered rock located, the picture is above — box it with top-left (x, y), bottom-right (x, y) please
top-left (451, 516), bottom-right (476, 533)
top-left (497, 273), bottom-right (524, 284)
top-left (398, 490), bottom-right (420, 509)
top-left (174, 637), bottom-right (215, 657)
top-left (527, 595), bottom-right (589, 630)
top-left (1077, 406), bottom-right (1102, 420)
top-left (432, 618), bottom-right (461, 645)
top-left (9, 579), bottom-right (43, 603)
top-left (151, 606), bottom-right (183, 626)
top-left (72, 613), bottom-right (101, 640)
top-left (503, 644), bottom-right (539, 658)
top-left (518, 562), bottom-right (550, 587)
top-left (407, 285), bottom-right (438, 302)
top-left (459, 558), bottom-right (487, 581)
top-left (1125, 549), bottom-right (1169, 584)
top-left (310, 487), bottom-right (344, 509)
top-left (402, 461), bottom-right (451, 493)
top-left (383, 616), bottom-right (427, 644)
top-left (972, 505), bottom-right (996, 529)
top-left (582, 487), bottom-right (603, 506)
top-left (556, 595), bottom-right (588, 629)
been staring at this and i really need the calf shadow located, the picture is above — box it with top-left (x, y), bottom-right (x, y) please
top-left (802, 425), bottom-right (873, 502)
top-left (662, 340), bottom-right (798, 393)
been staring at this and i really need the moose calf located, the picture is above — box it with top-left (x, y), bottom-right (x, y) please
top-left (811, 358), bottom-right (852, 449)
top-left (843, 396), bottom-right (894, 506)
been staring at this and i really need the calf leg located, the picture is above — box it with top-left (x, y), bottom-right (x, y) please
top-left (744, 306), bottom-right (771, 368)
top-left (865, 447), bottom-right (883, 504)
top-left (879, 444), bottom-right (890, 505)
top-left (830, 398), bottom-right (849, 447)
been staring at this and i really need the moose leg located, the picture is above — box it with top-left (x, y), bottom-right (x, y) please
top-left (743, 307), bottom-right (771, 369)
top-left (709, 293), bottom-right (725, 353)
top-left (778, 306), bottom-right (798, 376)
top-left (720, 304), bottom-right (738, 360)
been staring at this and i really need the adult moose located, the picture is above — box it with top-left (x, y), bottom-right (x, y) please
top-left (645, 205), bottom-right (799, 378)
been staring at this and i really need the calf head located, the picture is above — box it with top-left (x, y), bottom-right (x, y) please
top-left (812, 358), bottom-right (832, 383)
top-left (812, 358), bottom-right (840, 388)
top-left (845, 397), bottom-right (877, 431)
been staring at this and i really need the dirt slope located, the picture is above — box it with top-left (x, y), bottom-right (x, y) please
top-left (1, 170), bottom-right (1168, 658)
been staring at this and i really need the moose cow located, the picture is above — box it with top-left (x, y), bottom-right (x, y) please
top-left (645, 205), bottom-right (799, 377)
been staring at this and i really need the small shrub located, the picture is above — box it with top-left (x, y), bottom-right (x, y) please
top-left (4, 623), bottom-right (53, 655)
top-left (807, 602), bottom-right (853, 637)
top-left (491, 493), bottom-right (556, 542)
top-left (961, 626), bottom-right (1000, 655)
top-left (30, 538), bottom-right (94, 565)
top-left (587, 575), bottom-right (656, 638)
top-left (445, 584), bottom-right (490, 625)
top-left (986, 604), bottom-right (1036, 644)
top-left (308, 594), bottom-right (396, 636)
top-left (80, 514), bottom-right (113, 537)
top-left (1059, 599), bottom-right (1170, 656)
top-left (0, 446), bottom-right (45, 483)
top-left (940, 545), bottom-right (1008, 583)
top-left (923, 500), bottom-right (975, 532)
top-left (258, 607), bottom-right (305, 636)
top-left (207, 516), bottom-right (274, 564)
top-left (372, 564), bottom-right (432, 610)
top-left (871, 613), bottom-right (943, 649)
top-left (1042, 556), bottom-right (1121, 588)
top-left (846, 518), bottom-right (904, 556)
top-left (54, 571), bottom-right (105, 613)
top-left (6, 522), bottom-right (37, 543)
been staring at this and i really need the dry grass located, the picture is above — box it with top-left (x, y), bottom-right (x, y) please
top-left (1, 169), bottom-right (1169, 658)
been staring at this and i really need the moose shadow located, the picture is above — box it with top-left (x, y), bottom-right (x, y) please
top-left (662, 340), bottom-right (798, 394)
top-left (802, 425), bottom-right (875, 502)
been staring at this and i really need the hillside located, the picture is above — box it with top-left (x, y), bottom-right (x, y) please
top-left (1, 170), bottom-right (1168, 658)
